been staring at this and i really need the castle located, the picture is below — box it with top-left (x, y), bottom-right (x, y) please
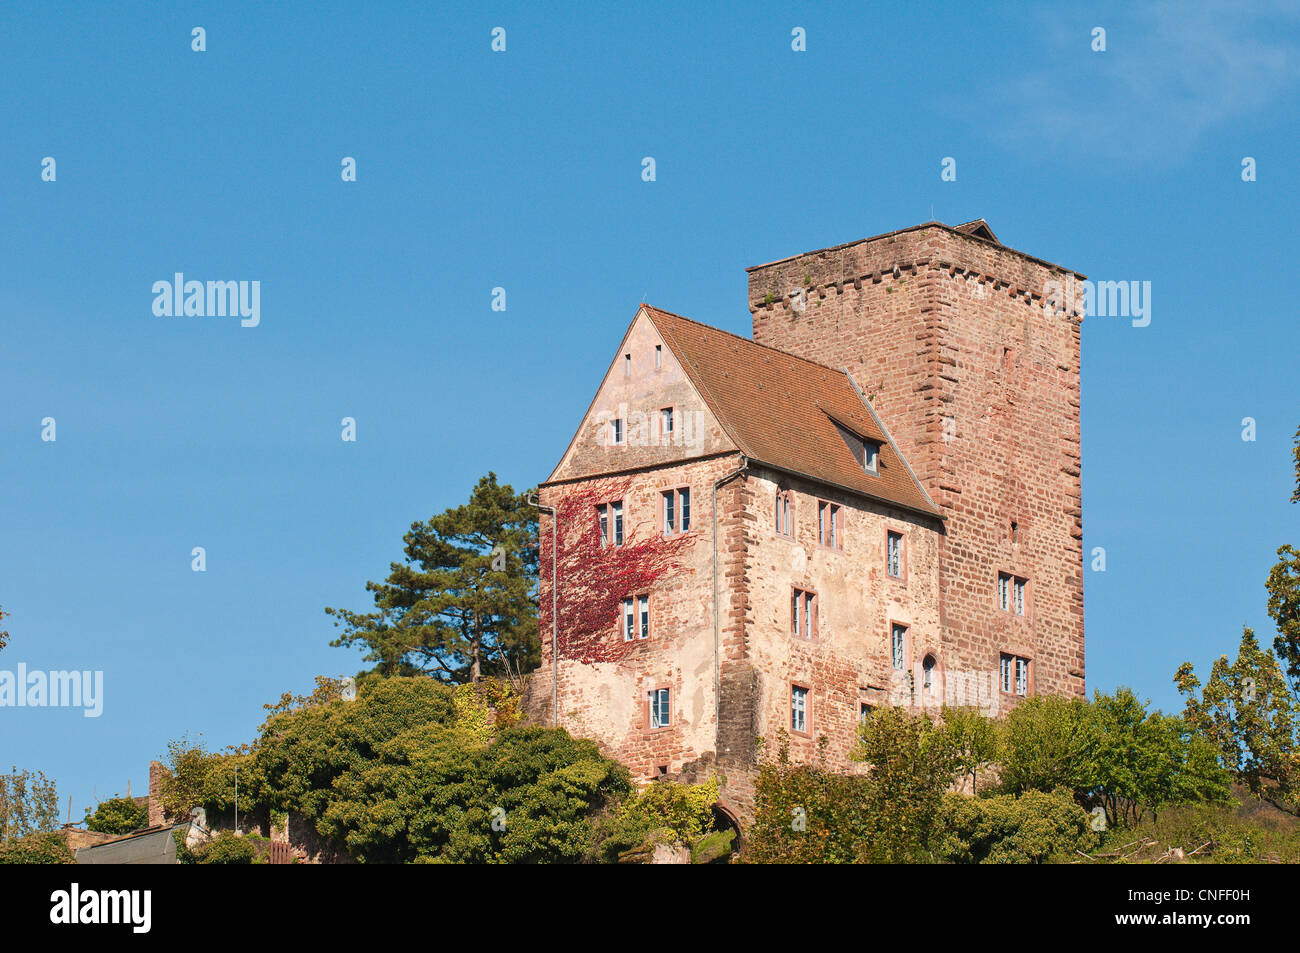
top-left (530, 220), bottom-right (1085, 820)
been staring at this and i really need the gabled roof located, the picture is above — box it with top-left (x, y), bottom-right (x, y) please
top-left (954, 219), bottom-right (999, 243)
top-left (643, 305), bottom-right (941, 519)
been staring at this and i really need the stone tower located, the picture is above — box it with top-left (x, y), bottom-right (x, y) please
top-left (745, 221), bottom-right (1086, 699)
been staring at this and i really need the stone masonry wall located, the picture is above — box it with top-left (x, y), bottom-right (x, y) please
top-left (747, 225), bottom-right (1085, 704)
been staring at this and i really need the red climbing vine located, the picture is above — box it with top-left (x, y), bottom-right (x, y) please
top-left (543, 477), bottom-right (693, 664)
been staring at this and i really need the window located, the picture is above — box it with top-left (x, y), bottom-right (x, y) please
top-left (859, 702), bottom-right (874, 725)
top-left (818, 501), bottom-right (841, 549)
top-left (791, 588), bottom-right (816, 638)
top-left (621, 594), bottom-right (648, 641)
top-left (887, 531), bottom-right (903, 578)
top-left (791, 686), bottom-right (808, 734)
top-left (649, 688), bottom-right (671, 728)
top-left (609, 418), bottom-right (624, 446)
top-left (662, 487), bottom-right (690, 535)
top-left (863, 440), bottom-right (880, 474)
top-left (775, 489), bottom-right (793, 537)
top-left (1001, 654), bottom-right (1030, 696)
top-left (998, 572), bottom-right (1027, 614)
top-left (655, 344), bottom-right (662, 369)
top-left (1010, 520), bottom-right (1019, 544)
top-left (922, 655), bottom-right (936, 693)
top-left (598, 501), bottom-right (624, 546)
top-left (660, 407), bottom-right (674, 438)
top-left (624, 353), bottom-right (631, 377)
top-left (891, 623), bottom-right (907, 670)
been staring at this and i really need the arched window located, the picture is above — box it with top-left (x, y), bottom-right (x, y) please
top-left (922, 654), bottom-right (937, 693)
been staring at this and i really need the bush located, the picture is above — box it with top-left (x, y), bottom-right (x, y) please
top-left (936, 790), bottom-right (1097, 864)
top-left (0, 831), bottom-right (76, 864)
top-left (190, 831), bottom-right (264, 864)
top-left (590, 777), bottom-right (725, 862)
top-left (83, 797), bottom-right (148, 835)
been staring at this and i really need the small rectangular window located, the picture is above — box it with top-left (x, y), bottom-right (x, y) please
top-left (818, 501), bottom-right (841, 549)
top-left (791, 686), bottom-right (808, 734)
top-left (1001, 654), bottom-right (1030, 695)
top-left (661, 407), bottom-right (674, 437)
top-left (638, 594), bottom-right (649, 639)
top-left (663, 490), bottom-right (675, 534)
top-left (679, 488), bottom-right (690, 532)
top-left (887, 531), bottom-right (903, 578)
top-left (776, 491), bottom-right (793, 537)
top-left (859, 702), bottom-right (874, 725)
top-left (623, 597), bottom-right (635, 641)
top-left (655, 344), bottom-right (662, 369)
top-left (610, 418), bottom-right (624, 446)
top-left (891, 623), bottom-right (907, 670)
top-left (624, 354), bottom-right (631, 377)
top-left (650, 688), bottom-right (671, 728)
top-left (598, 502), bottom-right (625, 546)
top-left (662, 488), bottom-right (690, 536)
top-left (791, 588), bottom-right (816, 638)
top-left (999, 573), bottom-right (1027, 614)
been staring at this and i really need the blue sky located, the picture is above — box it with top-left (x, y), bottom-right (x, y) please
top-left (2, 1), bottom-right (1297, 816)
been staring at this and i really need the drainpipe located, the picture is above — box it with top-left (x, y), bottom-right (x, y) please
top-left (528, 493), bottom-right (559, 727)
top-left (712, 457), bottom-right (748, 734)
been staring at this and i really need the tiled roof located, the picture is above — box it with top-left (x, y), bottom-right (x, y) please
top-left (643, 305), bottom-right (941, 519)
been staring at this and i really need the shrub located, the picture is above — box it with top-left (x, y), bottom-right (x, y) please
top-left (936, 790), bottom-right (1096, 864)
top-left (191, 831), bottom-right (264, 864)
top-left (0, 831), bottom-right (76, 864)
top-left (590, 777), bottom-right (723, 862)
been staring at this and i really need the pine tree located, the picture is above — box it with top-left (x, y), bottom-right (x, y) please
top-left (326, 473), bottom-right (539, 684)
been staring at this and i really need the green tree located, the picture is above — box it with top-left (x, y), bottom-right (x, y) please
top-left (326, 473), bottom-right (539, 684)
top-left (852, 707), bottom-right (961, 861)
top-left (941, 706), bottom-right (1000, 793)
top-left (1176, 627), bottom-right (1300, 816)
top-left (996, 695), bottom-right (1097, 798)
top-left (83, 797), bottom-right (148, 835)
top-left (0, 768), bottom-right (59, 842)
top-left (1266, 424), bottom-right (1300, 686)
top-left (742, 733), bottom-right (872, 864)
top-left (935, 789), bottom-right (1095, 864)
top-left (1089, 688), bottom-right (1231, 827)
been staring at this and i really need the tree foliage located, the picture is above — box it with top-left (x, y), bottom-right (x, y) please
top-left (83, 796), bottom-right (148, 836)
top-left (1176, 627), bottom-right (1300, 815)
top-left (326, 473), bottom-right (539, 684)
top-left (0, 768), bottom-right (59, 842)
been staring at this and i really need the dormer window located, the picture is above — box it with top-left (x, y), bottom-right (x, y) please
top-left (863, 440), bottom-right (880, 474)
top-left (832, 420), bottom-right (881, 475)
